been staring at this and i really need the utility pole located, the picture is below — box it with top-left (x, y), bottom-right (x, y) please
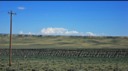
top-left (8, 10), bottom-right (16, 66)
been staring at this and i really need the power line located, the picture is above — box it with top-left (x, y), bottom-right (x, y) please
top-left (8, 10), bottom-right (16, 67)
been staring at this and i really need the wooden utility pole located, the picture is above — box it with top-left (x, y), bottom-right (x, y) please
top-left (8, 10), bottom-right (16, 66)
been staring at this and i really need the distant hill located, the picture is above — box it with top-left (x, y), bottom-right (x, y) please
top-left (0, 33), bottom-right (128, 49)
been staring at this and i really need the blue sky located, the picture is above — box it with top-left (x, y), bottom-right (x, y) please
top-left (0, 1), bottom-right (128, 36)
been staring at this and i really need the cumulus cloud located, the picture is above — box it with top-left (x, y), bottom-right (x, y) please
top-left (26, 32), bottom-right (36, 35)
top-left (19, 31), bottom-right (23, 34)
top-left (19, 28), bottom-right (104, 36)
top-left (86, 32), bottom-right (96, 36)
top-left (28, 32), bottom-right (32, 35)
top-left (17, 6), bottom-right (25, 10)
top-left (19, 31), bottom-right (35, 35)
top-left (41, 27), bottom-right (80, 35)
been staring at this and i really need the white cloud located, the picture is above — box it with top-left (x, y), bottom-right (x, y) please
top-left (41, 27), bottom-right (80, 35)
top-left (17, 7), bottom-right (25, 10)
top-left (19, 31), bottom-right (35, 35)
top-left (28, 32), bottom-right (32, 35)
top-left (19, 28), bottom-right (105, 36)
top-left (27, 32), bottom-right (35, 35)
top-left (19, 31), bottom-right (23, 34)
top-left (86, 32), bottom-right (96, 36)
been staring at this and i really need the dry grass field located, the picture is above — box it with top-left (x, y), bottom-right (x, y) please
top-left (0, 35), bottom-right (128, 71)
top-left (0, 35), bottom-right (128, 49)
